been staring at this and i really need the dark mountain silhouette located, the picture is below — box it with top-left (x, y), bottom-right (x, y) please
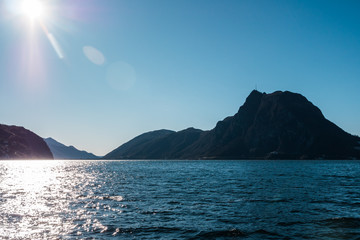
top-left (44, 137), bottom-right (99, 159)
top-left (0, 124), bottom-right (53, 160)
top-left (105, 129), bottom-right (175, 159)
top-left (105, 90), bottom-right (360, 160)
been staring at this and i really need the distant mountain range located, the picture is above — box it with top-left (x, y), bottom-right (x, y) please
top-left (0, 124), bottom-right (53, 159)
top-left (2, 90), bottom-right (360, 160)
top-left (105, 90), bottom-right (360, 160)
top-left (44, 138), bottom-right (99, 159)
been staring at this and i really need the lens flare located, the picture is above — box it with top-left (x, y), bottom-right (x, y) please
top-left (21, 0), bottom-right (45, 20)
top-left (83, 46), bottom-right (105, 65)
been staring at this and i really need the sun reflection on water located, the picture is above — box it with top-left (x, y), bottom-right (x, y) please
top-left (0, 160), bottom-right (126, 239)
top-left (0, 160), bottom-right (75, 238)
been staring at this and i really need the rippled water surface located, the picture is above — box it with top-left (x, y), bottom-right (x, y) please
top-left (1, 160), bottom-right (360, 239)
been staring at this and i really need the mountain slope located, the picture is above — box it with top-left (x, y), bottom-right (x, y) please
top-left (0, 124), bottom-right (53, 160)
top-left (44, 138), bottom-right (99, 159)
top-left (105, 129), bottom-right (175, 159)
top-left (105, 90), bottom-right (360, 160)
top-left (184, 90), bottom-right (360, 159)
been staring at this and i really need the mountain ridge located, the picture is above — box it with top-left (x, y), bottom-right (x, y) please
top-left (44, 137), bottom-right (99, 159)
top-left (105, 90), bottom-right (360, 160)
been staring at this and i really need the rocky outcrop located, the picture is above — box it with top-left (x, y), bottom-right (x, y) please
top-left (186, 90), bottom-right (360, 159)
top-left (105, 90), bottom-right (360, 160)
top-left (0, 124), bottom-right (53, 159)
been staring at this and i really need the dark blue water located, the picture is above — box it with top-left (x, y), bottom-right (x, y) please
top-left (1, 160), bottom-right (360, 239)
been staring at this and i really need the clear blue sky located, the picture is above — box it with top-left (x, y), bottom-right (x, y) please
top-left (1, 0), bottom-right (359, 156)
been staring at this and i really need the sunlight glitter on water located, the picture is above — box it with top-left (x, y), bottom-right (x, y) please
top-left (1, 161), bottom-right (104, 238)
top-left (0, 161), bottom-right (75, 238)
top-left (1, 160), bottom-right (360, 239)
top-left (0, 160), bottom-right (131, 239)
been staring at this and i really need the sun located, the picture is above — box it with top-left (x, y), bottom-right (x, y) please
top-left (21, 0), bottom-right (46, 20)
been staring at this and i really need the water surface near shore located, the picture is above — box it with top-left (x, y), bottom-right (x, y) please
top-left (1, 160), bottom-right (360, 239)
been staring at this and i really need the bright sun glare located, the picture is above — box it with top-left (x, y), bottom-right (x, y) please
top-left (21, 0), bottom-right (45, 20)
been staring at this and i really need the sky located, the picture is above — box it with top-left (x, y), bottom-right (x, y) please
top-left (0, 0), bottom-right (359, 156)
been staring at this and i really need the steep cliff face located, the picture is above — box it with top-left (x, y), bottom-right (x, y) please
top-left (0, 124), bottom-right (53, 160)
top-left (188, 90), bottom-right (360, 159)
top-left (105, 90), bottom-right (360, 160)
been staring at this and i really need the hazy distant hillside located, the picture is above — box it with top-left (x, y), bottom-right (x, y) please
top-left (44, 138), bottom-right (99, 159)
top-left (0, 124), bottom-right (53, 160)
top-left (105, 90), bottom-right (360, 160)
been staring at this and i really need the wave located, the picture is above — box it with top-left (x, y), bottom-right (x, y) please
top-left (68, 226), bottom-right (282, 239)
top-left (92, 226), bottom-right (195, 237)
top-left (189, 229), bottom-right (246, 239)
top-left (319, 217), bottom-right (360, 228)
top-left (190, 228), bottom-right (281, 239)
top-left (76, 195), bottom-right (124, 201)
top-left (321, 174), bottom-right (357, 180)
top-left (278, 217), bottom-right (360, 229)
top-left (248, 198), bottom-right (289, 203)
top-left (277, 221), bottom-right (305, 226)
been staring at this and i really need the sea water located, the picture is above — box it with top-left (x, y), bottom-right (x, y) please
top-left (0, 160), bottom-right (360, 239)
